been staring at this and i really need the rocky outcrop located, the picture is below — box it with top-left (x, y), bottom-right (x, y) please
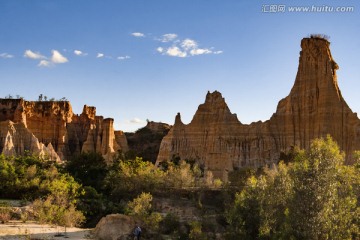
top-left (0, 120), bottom-right (60, 161)
top-left (94, 214), bottom-right (135, 240)
top-left (156, 37), bottom-right (360, 180)
top-left (126, 121), bottom-right (171, 163)
top-left (0, 101), bottom-right (128, 162)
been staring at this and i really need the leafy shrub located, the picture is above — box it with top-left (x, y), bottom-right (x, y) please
top-left (33, 195), bottom-right (84, 227)
top-left (189, 221), bottom-right (206, 240)
top-left (0, 202), bottom-right (11, 223)
top-left (126, 192), bottom-right (162, 232)
top-left (20, 211), bottom-right (29, 223)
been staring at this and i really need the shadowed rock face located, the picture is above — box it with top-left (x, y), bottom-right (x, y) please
top-left (0, 100), bottom-right (128, 162)
top-left (126, 121), bottom-right (171, 163)
top-left (156, 37), bottom-right (360, 180)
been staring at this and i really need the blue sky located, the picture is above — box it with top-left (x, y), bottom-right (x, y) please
top-left (1, 0), bottom-right (360, 132)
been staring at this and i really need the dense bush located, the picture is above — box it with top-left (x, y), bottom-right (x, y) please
top-left (0, 154), bottom-right (66, 199)
top-left (161, 213), bottom-right (180, 234)
top-left (104, 157), bottom-right (165, 201)
top-left (104, 157), bottom-right (214, 202)
top-left (0, 153), bottom-right (85, 227)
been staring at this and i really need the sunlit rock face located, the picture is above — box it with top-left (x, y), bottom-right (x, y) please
top-left (94, 214), bottom-right (136, 240)
top-left (0, 100), bottom-right (128, 162)
top-left (156, 37), bottom-right (360, 180)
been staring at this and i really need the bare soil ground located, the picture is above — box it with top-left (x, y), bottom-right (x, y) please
top-left (0, 221), bottom-right (93, 240)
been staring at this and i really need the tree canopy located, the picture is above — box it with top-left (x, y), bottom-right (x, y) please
top-left (226, 136), bottom-right (360, 240)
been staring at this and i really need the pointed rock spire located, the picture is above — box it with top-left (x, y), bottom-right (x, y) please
top-left (174, 112), bottom-right (183, 125)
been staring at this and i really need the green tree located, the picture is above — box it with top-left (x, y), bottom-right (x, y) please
top-left (77, 186), bottom-right (105, 227)
top-left (127, 192), bottom-right (162, 232)
top-left (66, 152), bottom-right (108, 192)
top-left (226, 136), bottom-right (359, 240)
top-left (226, 175), bottom-right (263, 240)
top-left (288, 136), bottom-right (359, 239)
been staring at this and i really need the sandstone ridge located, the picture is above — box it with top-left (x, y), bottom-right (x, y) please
top-left (0, 100), bottom-right (128, 162)
top-left (156, 37), bottom-right (360, 180)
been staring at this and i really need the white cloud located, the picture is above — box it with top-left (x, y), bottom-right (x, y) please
top-left (97, 53), bottom-right (104, 58)
top-left (0, 53), bottom-right (14, 59)
top-left (127, 118), bottom-right (145, 124)
top-left (190, 48), bottom-right (212, 56)
top-left (38, 60), bottom-right (52, 67)
top-left (117, 55), bottom-right (130, 60)
top-left (24, 50), bottom-right (45, 59)
top-left (74, 50), bottom-right (87, 56)
top-left (165, 46), bottom-right (187, 58)
top-left (181, 39), bottom-right (198, 50)
top-left (51, 50), bottom-right (68, 64)
top-left (131, 32), bottom-right (145, 37)
top-left (160, 33), bottom-right (178, 42)
top-left (153, 34), bottom-right (223, 58)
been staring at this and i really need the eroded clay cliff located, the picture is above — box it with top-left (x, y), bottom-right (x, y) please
top-left (156, 37), bottom-right (360, 180)
top-left (0, 100), bottom-right (128, 162)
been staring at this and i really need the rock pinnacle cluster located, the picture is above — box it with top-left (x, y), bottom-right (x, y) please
top-left (156, 37), bottom-right (360, 180)
top-left (0, 100), bottom-right (128, 163)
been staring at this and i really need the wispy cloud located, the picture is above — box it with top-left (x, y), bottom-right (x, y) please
top-left (97, 53), bottom-right (104, 58)
top-left (159, 33), bottom-right (178, 42)
top-left (181, 39), bottom-right (198, 50)
top-left (190, 48), bottom-right (212, 56)
top-left (117, 55), bottom-right (130, 60)
top-left (24, 50), bottom-right (45, 59)
top-left (131, 118), bottom-right (144, 123)
top-left (126, 118), bottom-right (146, 124)
top-left (51, 50), bottom-right (68, 64)
top-left (0, 53), bottom-right (14, 59)
top-left (74, 50), bottom-right (87, 56)
top-left (157, 47), bottom-right (164, 53)
top-left (131, 32), bottom-right (145, 37)
top-left (38, 60), bottom-right (52, 67)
